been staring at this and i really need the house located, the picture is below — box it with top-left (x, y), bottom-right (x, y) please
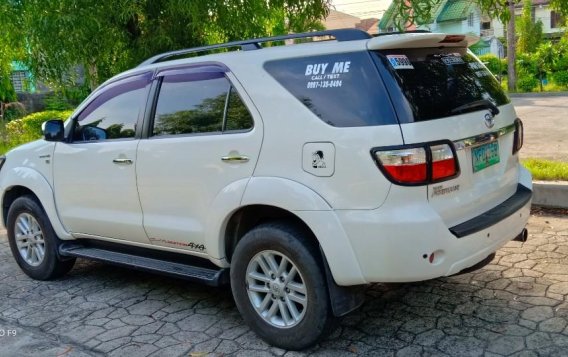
top-left (10, 61), bottom-right (34, 94)
top-left (379, 0), bottom-right (504, 57)
top-left (324, 9), bottom-right (379, 35)
top-left (492, 0), bottom-right (565, 40)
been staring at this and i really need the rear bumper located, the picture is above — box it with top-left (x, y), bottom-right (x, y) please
top-left (335, 183), bottom-right (532, 284)
top-left (450, 184), bottom-right (532, 238)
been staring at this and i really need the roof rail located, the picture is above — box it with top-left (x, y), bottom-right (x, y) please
top-left (138, 28), bottom-right (371, 67)
top-left (373, 30), bottom-right (432, 37)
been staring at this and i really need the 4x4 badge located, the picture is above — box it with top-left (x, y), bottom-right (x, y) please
top-left (484, 112), bottom-right (495, 129)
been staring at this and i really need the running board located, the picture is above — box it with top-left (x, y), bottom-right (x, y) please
top-left (59, 243), bottom-right (228, 286)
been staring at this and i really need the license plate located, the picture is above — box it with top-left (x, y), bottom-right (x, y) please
top-left (472, 141), bottom-right (500, 173)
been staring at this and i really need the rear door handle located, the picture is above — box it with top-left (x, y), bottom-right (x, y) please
top-left (221, 155), bottom-right (249, 163)
top-left (113, 158), bottom-right (133, 165)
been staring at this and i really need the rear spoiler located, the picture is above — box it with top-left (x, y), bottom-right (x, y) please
top-left (367, 33), bottom-right (479, 50)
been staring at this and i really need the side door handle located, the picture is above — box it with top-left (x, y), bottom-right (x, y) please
top-left (221, 155), bottom-right (249, 163)
top-left (113, 158), bottom-right (133, 165)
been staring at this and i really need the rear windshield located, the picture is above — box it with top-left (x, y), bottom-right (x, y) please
top-left (264, 51), bottom-right (398, 127)
top-left (374, 48), bottom-right (510, 122)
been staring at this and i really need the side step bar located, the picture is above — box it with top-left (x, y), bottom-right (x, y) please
top-left (59, 243), bottom-right (228, 287)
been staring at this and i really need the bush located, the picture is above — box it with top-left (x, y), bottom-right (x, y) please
top-left (4, 110), bottom-right (73, 148)
top-left (517, 76), bottom-right (539, 92)
top-left (2, 102), bottom-right (27, 121)
top-left (478, 54), bottom-right (506, 76)
top-left (516, 53), bottom-right (539, 76)
top-left (552, 71), bottom-right (568, 88)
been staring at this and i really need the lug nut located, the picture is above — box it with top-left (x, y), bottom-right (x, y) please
top-left (280, 276), bottom-right (285, 282)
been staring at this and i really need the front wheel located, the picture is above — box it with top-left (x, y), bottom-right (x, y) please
top-left (230, 221), bottom-right (335, 350)
top-left (6, 196), bottom-right (75, 280)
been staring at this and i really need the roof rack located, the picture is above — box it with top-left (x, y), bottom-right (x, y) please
top-left (138, 28), bottom-right (371, 67)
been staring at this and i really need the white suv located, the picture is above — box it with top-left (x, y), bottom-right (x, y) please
top-left (0, 29), bottom-right (532, 349)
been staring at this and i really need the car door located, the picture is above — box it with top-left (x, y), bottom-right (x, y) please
top-left (53, 72), bottom-right (152, 244)
top-left (136, 65), bottom-right (262, 254)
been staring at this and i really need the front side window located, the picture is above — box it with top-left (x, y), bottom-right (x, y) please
top-left (74, 73), bottom-right (151, 141)
top-left (152, 72), bottom-right (253, 136)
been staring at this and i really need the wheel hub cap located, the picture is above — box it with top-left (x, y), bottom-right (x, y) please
top-left (246, 250), bottom-right (308, 328)
top-left (14, 213), bottom-right (45, 267)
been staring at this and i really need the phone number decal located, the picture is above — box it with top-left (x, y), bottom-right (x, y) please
top-left (306, 80), bottom-right (343, 89)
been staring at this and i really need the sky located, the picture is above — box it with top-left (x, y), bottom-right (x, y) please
top-left (331, 0), bottom-right (392, 19)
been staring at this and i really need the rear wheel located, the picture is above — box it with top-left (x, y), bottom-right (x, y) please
top-left (230, 221), bottom-right (335, 350)
top-left (6, 196), bottom-right (75, 280)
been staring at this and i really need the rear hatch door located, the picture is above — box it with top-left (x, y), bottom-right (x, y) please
top-left (368, 34), bottom-right (520, 227)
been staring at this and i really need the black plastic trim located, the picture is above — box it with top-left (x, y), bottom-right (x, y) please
top-left (59, 241), bottom-right (228, 286)
top-left (450, 184), bottom-right (532, 238)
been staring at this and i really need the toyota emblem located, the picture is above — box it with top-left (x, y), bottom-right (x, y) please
top-left (484, 112), bottom-right (495, 129)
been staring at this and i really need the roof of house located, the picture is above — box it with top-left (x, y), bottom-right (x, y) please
top-left (356, 18), bottom-right (379, 35)
top-left (324, 9), bottom-right (361, 30)
top-left (437, 0), bottom-right (474, 23)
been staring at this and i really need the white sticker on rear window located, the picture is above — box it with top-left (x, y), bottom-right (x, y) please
top-left (387, 55), bottom-right (414, 70)
top-left (441, 55), bottom-right (465, 65)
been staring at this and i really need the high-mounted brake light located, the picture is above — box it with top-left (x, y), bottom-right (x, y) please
top-left (513, 118), bottom-right (524, 155)
top-left (372, 141), bottom-right (459, 186)
top-left (439, 35), bottom-right (465, 43)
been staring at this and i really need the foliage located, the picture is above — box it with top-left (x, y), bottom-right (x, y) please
top-left (2, 102), bottom-right (26, 121)
top-left (551, 71), bottom-right (568, 87)
top-left (0, 1), bottom-right (331, 90)
top-left (517, 0), bottom-right (543, 54)
top-left (478, 54), bottom-right (506, 76)
top-left (522, 159), bottom-right (568, 181)
top-left (4, 110), bottom-right (73, 148)
top-left (516, 53), bottom-right (538, 76)
top-left (516, 76), bottom-right (539, 92)
top-left (44, 86), bottom-right (90, 111)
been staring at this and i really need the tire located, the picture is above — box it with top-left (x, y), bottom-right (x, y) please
top-left (6, 195), bottom-right (75, 280)
top-left (230, 221), bottom-right (335, 350)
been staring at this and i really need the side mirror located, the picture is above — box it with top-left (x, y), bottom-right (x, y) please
top-left (42, 120), bottom-right (65, 142)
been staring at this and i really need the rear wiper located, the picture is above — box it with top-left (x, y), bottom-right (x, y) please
top-left (450, 100), bottom-right (500, 116)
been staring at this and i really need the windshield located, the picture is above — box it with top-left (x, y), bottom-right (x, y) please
top-left (374, 48), bottom-right (509, 122)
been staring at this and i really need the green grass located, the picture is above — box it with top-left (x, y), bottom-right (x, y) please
top-left (522, 158), bottom-right (568, 181)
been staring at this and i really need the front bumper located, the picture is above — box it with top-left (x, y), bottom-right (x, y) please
top-left (336, 184), bottom-right (532, 283)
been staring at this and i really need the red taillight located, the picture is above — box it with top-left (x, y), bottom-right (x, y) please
top-left (431, 144), bottom-right (457, 180)
top-left (513, 118), bottom-right (523, 155)
top-left (375, 148), bottom-right (427, 184)
top-left (373, 142), bottom-right (459, 185)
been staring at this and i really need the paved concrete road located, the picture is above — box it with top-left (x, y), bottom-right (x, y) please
top-left (512, 95), bottom-right (568, 162)
top-left (0, 213), bottom-right (567, 357)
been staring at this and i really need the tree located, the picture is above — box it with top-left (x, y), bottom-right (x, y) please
top-left (517, 0), bottom-right (544, 54)
top-left (0, 0), bottom-right (330, 90)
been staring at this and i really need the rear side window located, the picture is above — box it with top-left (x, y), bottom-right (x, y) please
top-left (153, 72), bottom-right (253, 136)
top-left (264, 52), bottom-right (397, 127)
top-left (374, 48), bottom-right (510, 122)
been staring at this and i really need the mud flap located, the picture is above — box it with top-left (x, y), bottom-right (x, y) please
top-left (320, 247), bottom-right (366, 317)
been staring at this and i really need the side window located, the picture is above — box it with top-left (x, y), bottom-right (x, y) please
top-left (74, 73), bottom-right (150, 142)
top-left (225, 87), bottom-right (254, 132)
top-left (264, 52), bottom-right (398, 127)
top-left (152, 71), bottom-right (253, 136)
top-left (153, 73), bottom-right (228, 136)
